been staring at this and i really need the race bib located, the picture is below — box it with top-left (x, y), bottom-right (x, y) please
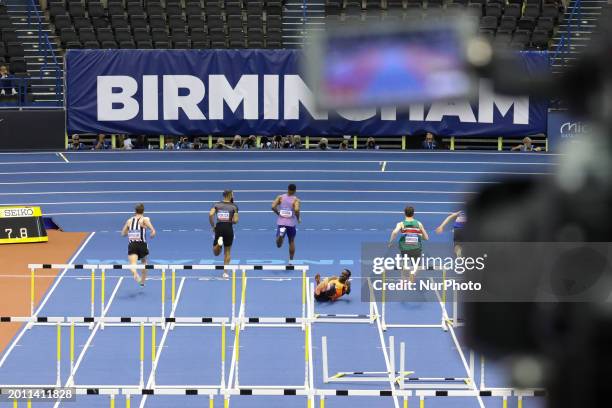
top-left (217, 210), bottom-right (231, 221)
top-left (403, 234), bottom-right (419, 245)
top-left (128, 230), bottom-right (141, 240)
top-left (279, 209), bottom-right (293, 218)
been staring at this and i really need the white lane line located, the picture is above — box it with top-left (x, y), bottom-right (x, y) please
top-left (57, 153), bottom-right (69, 163)
top-left (0, 200), bottom-right (465, 206)
top-left (0, 179), bottom-right (497, 185)
top-left (0, 189), bottom-right (480, 196)
top-left (0, 232), bottom-right (96, 368)
top-left (55, 277), bottom-right (124, 408)
top-left (0, 169), bottom-right (552, 175)
top-left (139, 277), bottom-right (186, 408)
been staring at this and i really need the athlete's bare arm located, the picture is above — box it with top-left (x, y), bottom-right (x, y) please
top-left (388, 222), bottom-right (403, 246)
top-left (121, 219), bottom-right (130, 236)
top-left (419, 222), bottom-right (429, 240)
top-left (294, 198), bottom-right (301, 223)
top-left (209, 207), bottom-right (216, 229)
top-left (232, 212), bottom-right (239, 224)
top-left (143, 217), bottom-right (156, 238)
top-left (271, 195), bottom-right (281, 216)
top-left (435, 211), bottom-right (461, 234)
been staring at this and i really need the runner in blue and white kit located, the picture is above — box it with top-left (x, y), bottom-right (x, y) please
top-left (435, 210), bottom-right (466, 257)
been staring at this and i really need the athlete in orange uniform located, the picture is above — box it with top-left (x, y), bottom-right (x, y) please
top-left (314, 269), bottom-right (352, 302)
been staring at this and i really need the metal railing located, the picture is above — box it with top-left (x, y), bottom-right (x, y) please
top-left (551, 0), bottom-right (583, 69)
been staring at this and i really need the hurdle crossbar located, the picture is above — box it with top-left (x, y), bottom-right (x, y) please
top-left (28, 264), bottom-right (307, 271)
top-left (0, 386), bottom-right (546, 398)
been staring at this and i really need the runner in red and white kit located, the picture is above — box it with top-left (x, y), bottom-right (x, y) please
top-left (271, 184), bottom-right (301, 261)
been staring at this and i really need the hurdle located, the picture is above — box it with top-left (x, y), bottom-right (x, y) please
top-left (321, 335), bottom-right (414, 385)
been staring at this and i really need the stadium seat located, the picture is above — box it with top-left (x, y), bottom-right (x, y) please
top-left (494, 29), bottom-right (513, 45)
top-left (88, 2), bottom-right (106, 19)
top-left (49, 3), bottom-right (67, 20)
top-left (92, 16), bottom-right (110, 29)
top-left (504, 4), bottom-right (521, 18)
top-left (111, 14), bottom-right (129, 29)
top-left (149, 15), bottom-right (167, 30)
top-left (541, 4), bottom-right (559, 21)
top-left (499, 16), bottom-right (517, 30)
top-left (119, 40), bottom-right (136, 48)
top-left (171, 28), bottom-right (189, 44)
top-left (83, 40), bottom-right (101, 49)
top-left (531, 29), bottom-right (549, 48)
top-left (9, 57), bottom-right (26, 73)
top-left (187, 15), bottom-right (206, 30)
top-left (130, 14), bottom-right (148, 30)
top-left (53, 14), bottom-right (72, 31)
top-left (511, 29), bottom-right (531, 49)
top-left (480, 15), bottom-right (498, 30)
top-left (365, 0), bottom-right (382, 9)
top-left (78, 28), bottom-right (97, 43)
top-left (136, 40), bottom-right (153, 48)
top-left (485, 3), bottom-right (502, 17)
top-left (115, 27), bottom-right (132, 43)
top-left (536, 16), bottom-right (554, 32)
top-left (96, 27), bottom-right (115, 43)
top-left (523, 5), bottom-right (541, 19)
top-left (518, 17), bottom-right (536, 30)
top-left (166, 2), bottom-right (184, 17)
top-left (101, 40), bottom-right (119, 49)
top-left (60, 28), bottom-right (79, 45)
top-left (168, 15), bottom-right (186, 29)
top-left (127, 2), bottom-right (145, 16)
top-left (467, 3), bottom-right (483, 16)
top-left (133, 28), bottom-right (151, 43)
top-left (1, 29), bottom-right (17, 43)
top-left (225, 1), bottom-right (243, 16)
top-left (68, 2), bottom-right (85, 17)
top-left (107, 1), bottom-right (125, 17)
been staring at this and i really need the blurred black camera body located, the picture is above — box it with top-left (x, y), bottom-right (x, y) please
top-left (464, 17), bottom-right (612, 408)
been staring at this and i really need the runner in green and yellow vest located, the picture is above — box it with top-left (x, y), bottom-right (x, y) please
top-left (388, 206), bottom-right (429, 279)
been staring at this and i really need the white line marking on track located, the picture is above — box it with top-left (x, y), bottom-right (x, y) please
top-left (0, 189), bottom-right (480, 196)
top-left (0, 179), bottom-right (498, 185)
top-left (40, 210), bottom-right (452, 216)
top-left (0, 232), bottom-right (95, 368)
top-left (0, 169), bottom-right (553, 175)
top-left (57, 152), bottom-right (69, 163)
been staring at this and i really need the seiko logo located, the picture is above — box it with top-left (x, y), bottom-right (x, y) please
top-left (3, 208), bottom-right (34, 217)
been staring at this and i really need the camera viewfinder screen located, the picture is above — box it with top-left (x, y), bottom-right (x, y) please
top-left (320, 26), bottom-right (472, 107)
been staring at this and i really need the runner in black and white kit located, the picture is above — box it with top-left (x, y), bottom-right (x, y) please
top-left (209, 190), bottom-right (239, 278)
top-left (121, 203), bottom-right (156, 286)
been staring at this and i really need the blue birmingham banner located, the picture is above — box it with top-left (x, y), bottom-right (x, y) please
top-left (66, 49), bottom-right (549, 137)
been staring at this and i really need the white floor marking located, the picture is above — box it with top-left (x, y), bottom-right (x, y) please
top-left (0, 179), bottom-right (498, 185)
top-left (0, 189), bottom-right (480, 196)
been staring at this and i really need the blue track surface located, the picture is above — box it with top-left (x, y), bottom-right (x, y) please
top-left (0, 150), bottom-right (553, 408)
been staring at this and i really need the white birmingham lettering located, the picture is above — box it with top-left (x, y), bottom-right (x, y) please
top-left (95, 76), bottom-right (531, 124)
top-left (209, 74), bottom-right (258, 120)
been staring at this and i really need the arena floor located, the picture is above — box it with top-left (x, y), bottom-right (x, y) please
top-left (0, 150), bottom-right (556, 408)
